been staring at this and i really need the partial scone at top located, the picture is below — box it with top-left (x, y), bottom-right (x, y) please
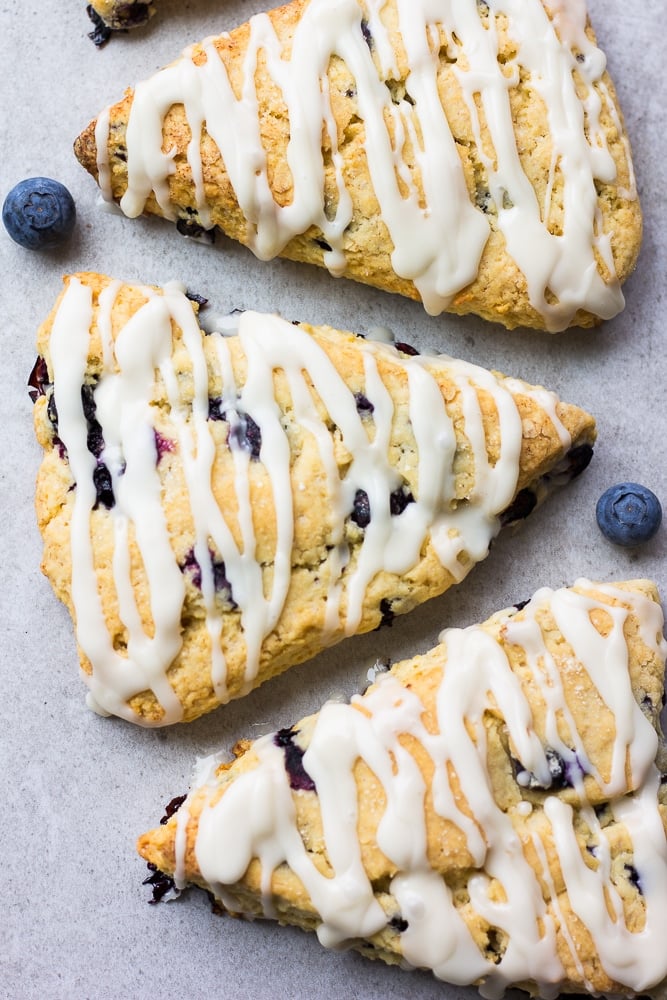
top-left (87, 0), bottom-right (156, 32)
top-left (138, 579), bottom-right (667, 998)
top-left (74, 0), bottom-right (641, 332)
top-left (33, 272), bottom-right (595, 726)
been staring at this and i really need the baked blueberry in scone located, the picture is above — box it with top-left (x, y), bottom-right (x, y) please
top-left (137, 579), bottom-right (667, 997)
top-left (74, 0), bottom-right (641, 330)
top-left (86, 1), bottom-right (156, 44)
top-left (33, 272), bottom-right (595, 726)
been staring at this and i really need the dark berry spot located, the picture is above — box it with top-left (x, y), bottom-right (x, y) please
top-left (86, 4), bottom-right (112, 45)
top-left (93, 462), bottom-right (115, 510)
top-left (625, 864), bottom-right (642, 894)
top-left (176, 217), bottom-right (215, 243)
top-left (513, 598), bottom-right (530, 612)
top-left (360, 18), bottom-right (373, 49)
top-left (565, 443), bottom-right (594, 479)
top-left (47, 392), bottom-right (59, 430)
top-left (475, 185), bottom-right (493, 214)
top-left (395, 341), bottom-right (420, 356)
top-left (351, 488), bottom-right (371, 528)
top-left (208, 396), bottom-right (225, 421)
top-left (377, 598), bottom-right (395, 629)
top-left (159, 794), bottom-right (187, 825)
top-left (143, 863), bottom-right (177, 904)
top-left (354, 392), bottom-right (374, 417)
top-left (81, 383), bottom-right (105, 458)
top-left (208, 402), bottom-right (262, 461)
top-left (513, 748), bottom-right (583, 791)
top-left (274, 728), bottom-right (316, 792)
top-left (389, 915), bottom-right (408, 933)
top-left (211, 559), bottom-right (235, 606)
top-left (28, 356), bottom-right (50, 402)
top-left (181, 549), bottom-right (202, 589)
top-left (180, 548), bottom-right (236, 606)
top-left (499, 488), bottom-right (537, 527)
top-left (114, 2), bottom-right (152, 27)
top-left (228, 413), bottom-right (262, 460)
top-left (185, 290), bottom-right (208, 307)
top-left (486, 927), bottom-right (504, 964)
top-left (389, 486), bottom-right (414, 516)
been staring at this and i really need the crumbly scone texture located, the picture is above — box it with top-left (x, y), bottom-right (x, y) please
top-left (137, 579), bottom-right (667, 996)
top-left (34, 273), bottom-right (596, 724)
top-left (73, 0), bottom-right (642, 330)
top-left (88, 0), bottom-right (156, 30)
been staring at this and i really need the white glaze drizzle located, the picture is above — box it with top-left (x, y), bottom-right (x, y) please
top-left (94, 0), bottom-right (637, 330)
top-left (48, 277), bottom-right (571, 723)
top-left (184, 581), bottom-right (667, 996)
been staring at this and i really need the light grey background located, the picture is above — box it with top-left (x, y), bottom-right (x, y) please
top-left (1, 1), bottom-right (665, 998)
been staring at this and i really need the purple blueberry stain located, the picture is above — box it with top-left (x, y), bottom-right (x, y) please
top-left (228, 413), bottom-right (262, 460)
top-left (360, 18), bottom-right (373, 49)
top-left (274, 728), bottom-right (316, 792)
top-left (208, 399), bottom-right (262, 460)
top-left (181, 548), bottom-right (202, 589)
top-left (354, 392), bottom-right (374, 418)
top-left (180, 547), bottom-right (236, 607)
top-left (154, 429), bottom-right (175, 463)
top-left (513, 747), bottom-right (585, 791)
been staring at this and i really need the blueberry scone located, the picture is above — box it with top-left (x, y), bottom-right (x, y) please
top-left (33, 273), bottom-right (595, 726)
top-left (74, 0), bottom-right (641, 331)
top-left (138, 579), bottom-right (667, 997)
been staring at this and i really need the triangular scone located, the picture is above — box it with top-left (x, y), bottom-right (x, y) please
top-left (33, 273), bottom-right (596, 726)
top-left (74, 0), bottom-right (641, 332)
top-left (138, 580), bottom-right (667, 997)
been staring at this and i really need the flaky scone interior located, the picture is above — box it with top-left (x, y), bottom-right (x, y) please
top-left (138, 579), bottom-right (667, 998)
top-left (74, 0), bottom-right (641, 331)
top-left (33, 273), bottom-right (595, 725)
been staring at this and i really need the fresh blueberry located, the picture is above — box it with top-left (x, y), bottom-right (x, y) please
top-left (596, 483), bottom-right (662, 547)
top-left (3, 177), bottom-right (76, 250)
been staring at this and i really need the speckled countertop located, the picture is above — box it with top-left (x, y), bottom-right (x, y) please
top-left (1, 1), bottom-right (666, 997)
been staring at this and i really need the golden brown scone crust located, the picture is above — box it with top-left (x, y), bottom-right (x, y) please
top-left (34, 273), bottom-right (595, 724)
top-left (74, 0), bottom-right (642, 330)
top-left (138, 579), bottom-right (667, 996)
